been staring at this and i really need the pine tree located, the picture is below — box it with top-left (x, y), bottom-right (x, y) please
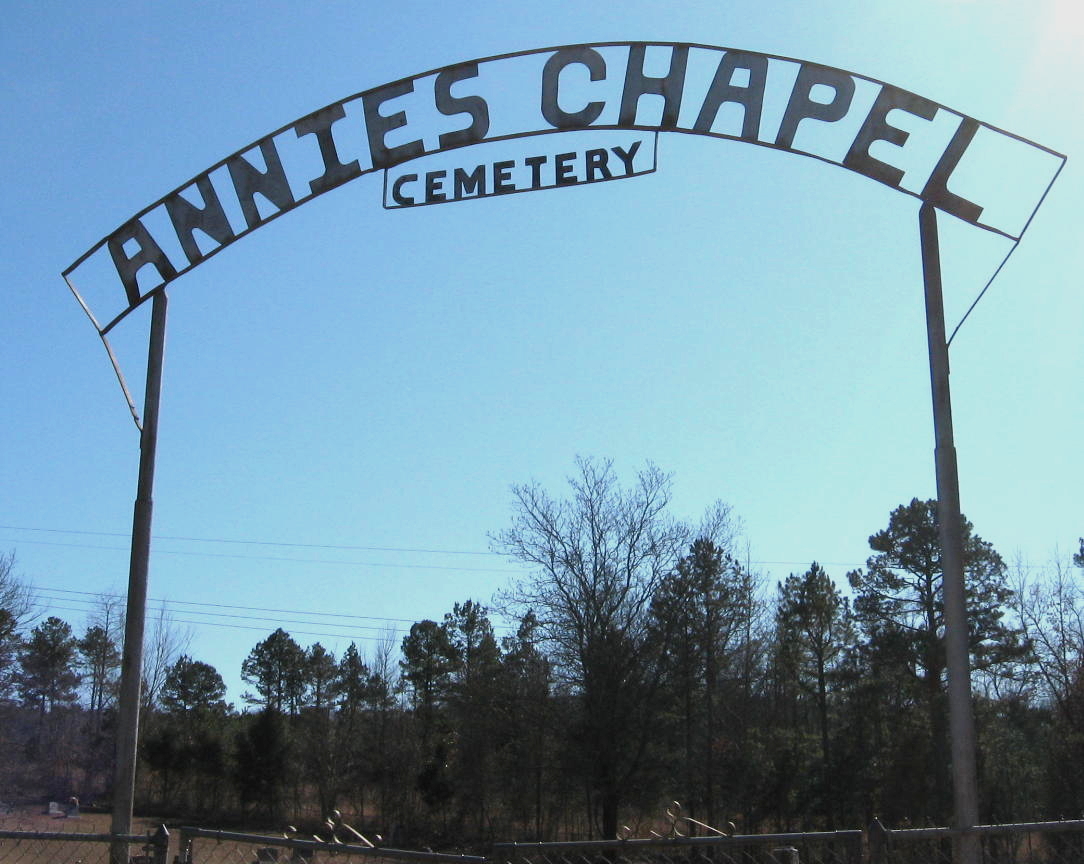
top-left (18, 617), bottom-right (81, 717)
top-left (848, 498), bottom-right (1026, 822)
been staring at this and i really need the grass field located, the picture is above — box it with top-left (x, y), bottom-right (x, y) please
top-left (0, 805), bottom-right (393, 864)
top-left (0, 803), bottom-right (160, 834)
top-left (0, 804), bottom-right (174, 863)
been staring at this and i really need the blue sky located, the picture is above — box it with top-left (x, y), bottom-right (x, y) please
top-left (2, 1), bottom-right (1081, 704)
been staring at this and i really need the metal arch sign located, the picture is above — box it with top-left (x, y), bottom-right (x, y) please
top-left (64, 40), bottom-right (1064, 339)
top-left (70, 42), bottom-right (1066, 859)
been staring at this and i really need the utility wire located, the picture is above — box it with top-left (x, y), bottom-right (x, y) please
top-left (32, 598), bottom-right (405, 635)
top-left (163, 618), bottom-right (402, 642)
top-left (0, 524), bottom-right (499, 556)
top-left (30, 600), bottom-right (403, 643)
top-left (30, 586), bottom-right (520, 637)
top-left (1, 538), bottom-right (519, 572)
top-left (1, 524), bottom-right (873, 571)
top-left (37, 586), bottom-right (420, 623)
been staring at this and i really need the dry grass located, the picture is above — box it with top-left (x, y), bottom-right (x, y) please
top-left (0, 805), bottom-right (383, 864)
top-left (0, 802), bottom-right (162, 835)
top-left (0, 804), bottom-right (170, 864)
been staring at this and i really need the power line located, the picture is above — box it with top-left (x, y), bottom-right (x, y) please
top-left (1, 526), bottom-right (875, 571)
top-left (30, 586), bottom-right (520, 638)
top-left (29, 600), bottom-right (402, 644)
top-left (0, 524), bottom-right (500, 557)
top-left (163, 617), bottom-right (402, 642)
top-left (34, 589), bottom-right (416, 629)
top-left (2, 537), bottom-right (520, 573)
top-left (34, 586), bottom-right (488, 625)
top-left (32, 597), bottom-right (404, 636)
top-left (4, 523), bottom-right (1064, 575)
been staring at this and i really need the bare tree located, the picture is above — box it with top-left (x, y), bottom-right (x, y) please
top-left (1, 551), bottom-right (35, 699)
top-left (81, 592), bottom-right (125, 715)
top-left (493, 458), bottom-right (698, 839)
top-left (89, 590), bottom-right (126, 645)
top-left (1014, 554), bottom-right (1084, 730)
top-left (1012, 550), bottom-right (1084, 812)
top-left (142, 602), bottom-right (192, 710)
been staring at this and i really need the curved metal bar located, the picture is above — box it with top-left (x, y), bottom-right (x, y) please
top-left (63, 40), bottom-right (1066, 338)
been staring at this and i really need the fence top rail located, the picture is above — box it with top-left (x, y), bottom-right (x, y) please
top-left (178, 827), bottom-right (487, 863)
top-left (885, 820), bottom-right (1084, 840)
top-left (0, 829), bottom-right (150, 843)
top-left (493, 830), bottom-right (864, 852)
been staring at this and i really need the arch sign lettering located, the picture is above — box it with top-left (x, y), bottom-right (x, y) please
top-left (65, 41), bottom-right (1063, 342)
top-left (67, 43), bottom-right (1064, 857)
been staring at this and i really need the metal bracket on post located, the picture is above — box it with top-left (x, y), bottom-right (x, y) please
top-left (918, 204), bottom-right (980, 864)
top-left (110, 289), bottom-right (169, 864)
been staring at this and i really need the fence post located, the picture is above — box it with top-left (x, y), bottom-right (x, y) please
top-left (177, 827), bottom-right (193, 864)
top-left (151, 824), bottom-right (170, 864)
top-left (868, 819), bottom-right (888, 864)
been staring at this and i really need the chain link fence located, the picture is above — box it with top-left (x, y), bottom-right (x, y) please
top-left (176, 827), bottom-right (487, 864)
top-left (868, 819), bottom-right (1084, 864)
top-left (0, 826), bottom-right (169, 864)
top-left (2, 818), bottom-right (1083, 864)
top-left (493, 832), bottom-right (864, 864)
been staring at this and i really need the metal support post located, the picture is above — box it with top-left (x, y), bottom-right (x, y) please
top-left (110, 289), bottom-right (169, 864)
top-left (918, 204), bottom-right (980, 864)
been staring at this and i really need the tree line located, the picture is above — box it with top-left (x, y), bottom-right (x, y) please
top-left (1, 459), bottom-right (1082, 846)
